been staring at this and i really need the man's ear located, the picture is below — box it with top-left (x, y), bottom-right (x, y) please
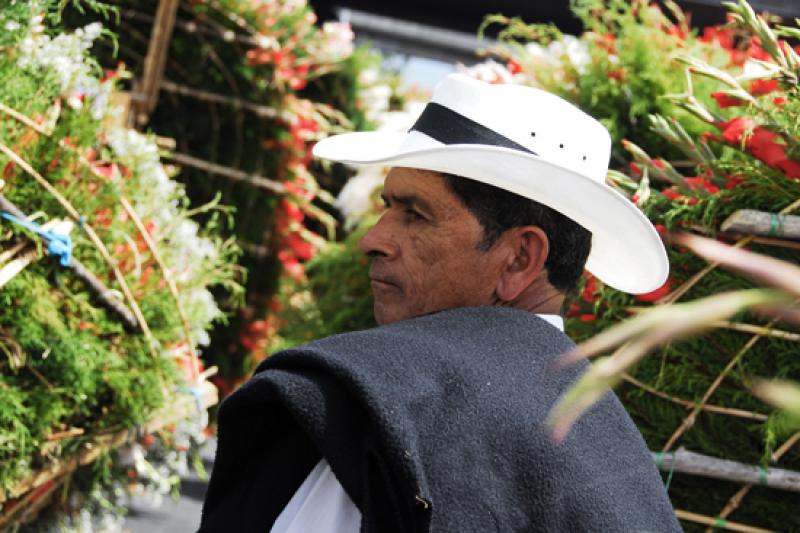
top-left (495, 226), bottom-right (549, 302)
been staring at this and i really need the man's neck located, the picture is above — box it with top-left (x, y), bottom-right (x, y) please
top-left (496, 275), bottom-right (565, 316)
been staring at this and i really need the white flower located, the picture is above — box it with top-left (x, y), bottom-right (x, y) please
top-left (320, 21), bottom-right (354, 61)
top-left (360, 84), bottom-right (392, 121)
top-left (335, 169), bottom-right (385, 229)
top-left (458, 60), bottom-right (514, 84)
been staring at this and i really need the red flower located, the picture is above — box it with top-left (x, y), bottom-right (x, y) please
top-left (634, 277), bottom-right (673, 303)
top-left (581, 273), bottom-right (599, 303)
top-left (94, 207), bottom-right (113, 227)
top-left (608, 68), bottom-right (626, 81)
top-left (750, 78), bottom-right (778, 96)
top-left (579, 314), bottom-right (597, 322)
top-left (724, 175), bottom-right (744, 189)
top-left (666, 25), bottom-right (687, 41)
top-left (629, 162), bottom-right (643, 177)
top-left (661, 188), bottom-right (681, 201)
top-left (285, 232), bottom-right (316, 261)
top-left (711, 92), bottom-right (745, 108)
top-left (507, 58), bottom-right (523, 75)
top-left (661, 188), bottom-right (697, 205)
top-left (774, 96), bottom-right (786, 107)
top-left (685, 176), bottom-right (720, 194)
top-left (277, 249), bottom-right (305, 281)
top-left (718, 117), bottom-right (756, 144)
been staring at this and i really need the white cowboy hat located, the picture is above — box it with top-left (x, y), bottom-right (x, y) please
top-left (313, 73), bottom-right (668, 294)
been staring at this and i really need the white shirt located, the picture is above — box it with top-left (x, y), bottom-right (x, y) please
top-left (270, 314), bottom-right (565, 533)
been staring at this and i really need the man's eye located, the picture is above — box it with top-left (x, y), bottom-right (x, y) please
top-left (404, 208), bottom-right (424, 221)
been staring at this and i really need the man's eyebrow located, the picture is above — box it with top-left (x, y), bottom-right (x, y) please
top-left (381, 192), bottom-right (434, 213)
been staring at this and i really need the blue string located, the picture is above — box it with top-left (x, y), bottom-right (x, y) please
top-left (0, 212), bottom-right (72, 267)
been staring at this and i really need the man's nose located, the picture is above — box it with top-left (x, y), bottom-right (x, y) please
top-left (358, 214), bottom-right (398, 259)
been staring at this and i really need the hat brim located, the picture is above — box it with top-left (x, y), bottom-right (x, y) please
top-left (314, 131), bottom-right (668, 294)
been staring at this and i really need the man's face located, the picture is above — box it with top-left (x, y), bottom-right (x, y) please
top-left (359, 167), bottom-right (506, 325)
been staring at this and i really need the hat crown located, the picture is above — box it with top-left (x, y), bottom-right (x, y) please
top-left (413, 74), bottom-right (611, 183)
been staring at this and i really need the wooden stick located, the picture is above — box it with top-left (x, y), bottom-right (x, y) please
top-left (0, 102), bottom-right (51, 136)
top-left (711, 320), bottom-right (800, 342)
top-left (652, 447), bottom-right (800, 492)
top-left (709, 432), bottom-right (800, 530)
top-left (0, 240), bottom-right (27, 265)
top-left (199, 365), bottom-right (219, 381)
top-left (0, 380), bottom-right (218, 506)
top-left (135, 0), bottom-right (180, 122)
top-left (121, 9), bottom-right (262, 46)
top-left (623, 374), bottom-right (768, 421)
top-left (0, 194), bottom-right (140, 331)
top-left (0, 246), bottom-right (37, 288)
top-left (675, 509), bottom-right (776, 533)
top-left (157, 80), bottom-right (290, 121)
top-left (166, 151), bottom-right (285, 194)
top-left (660, 198), bottom-right (800, 305)
top-left (662, 322), bottom-right (773, 452)
top-left (117, 195), bottom-right (200, 380)
top-left (45, 428), bottom-right (85, 442)
top-left (741, 235), bottom-right (800, 251)
top-left (721, 210), bottom-right (800, 241)
top-left (0, 142), bottom-right (153, 346)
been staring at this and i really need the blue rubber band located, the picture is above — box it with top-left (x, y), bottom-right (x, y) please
top-left (1, 212), bottom-right (72, 267)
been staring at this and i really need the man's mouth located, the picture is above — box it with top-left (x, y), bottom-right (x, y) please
top-left (369, 267), bottom-right (401, 291)
top-left (370, 277), bottom-right (398, 290)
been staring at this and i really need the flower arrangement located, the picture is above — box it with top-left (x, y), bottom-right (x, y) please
top-left (0, 2), bottom-right (239, 529)
top-left (537, 1), bottom-right (800, 529)
top-left (62, 0), bottom-right (391, 392)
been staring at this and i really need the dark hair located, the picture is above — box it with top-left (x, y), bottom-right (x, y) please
top-left (442, 173), bottom-right (592, 292)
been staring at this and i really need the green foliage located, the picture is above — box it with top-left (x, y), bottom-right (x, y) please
top-left (0, 6), bottom-right (240, 525)
top-left (275, 218), bottom-right (376, 350)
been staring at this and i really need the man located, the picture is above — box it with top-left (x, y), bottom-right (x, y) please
top-left (199, 74), bottom-right (681, 532)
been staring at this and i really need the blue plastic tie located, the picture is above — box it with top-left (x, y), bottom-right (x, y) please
top-left (0, 212), bottom-right (72, 267)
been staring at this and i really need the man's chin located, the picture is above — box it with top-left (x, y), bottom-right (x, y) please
top-left (373, 300), bottom-right (410, 326)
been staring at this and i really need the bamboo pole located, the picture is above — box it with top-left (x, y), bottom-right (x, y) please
top-left (652, 447), bottom-right (800, 492)
top-left (660, 198), bottom-right (800, 305)
top-left (121, 9), bottom-right (263, 46)
top-left (0, 143), bottom-right (154, 346)
top-left (675, 509), bottom-right (776, 533)
top-left (0, 246), bottom-right (37, 288)
top-left (0, 102), bottom-right (51, 136)
top-left (157, 80), bottom-right (290, 121)
top-left (707, 432), bottom-right (800, 531)
top-left (721, 210), bottom-right (800, 241)
top-left (166, 151), bottom-right (286, 194)
top-left (0, 194), bottom-right (140, 331)
top-left (134, 0), bottom-right (180, 123)
top-left (0, 240), bottom-right (27, 266)
top-left (662, 320), bottom-right (775, 452)
top-left (117, 195), bottom-right (200, 380)
top-left (623, 374), bottom-right (768, 421)
top-left (0, 380), bottom-right (217, 509)
top-left (711, 321), bottom-right (800, 342)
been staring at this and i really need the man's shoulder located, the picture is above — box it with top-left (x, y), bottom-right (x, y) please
top-left (280, 306), bottom-right (571, 359)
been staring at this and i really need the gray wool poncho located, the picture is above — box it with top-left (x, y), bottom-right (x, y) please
top-left (199, 306), bottom-right (682, 533)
